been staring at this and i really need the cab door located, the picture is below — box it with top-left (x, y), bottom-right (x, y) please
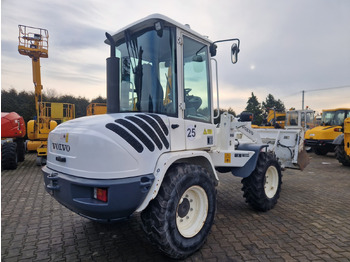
top-left (180, 33), bottom-right (216, 150)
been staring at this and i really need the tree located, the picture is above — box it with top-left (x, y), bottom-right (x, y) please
top-left (56, 95), bottom-right (90, 118)
top-left (262, 94), bottom-right (285, 112)
top-left (1, 88), bottom-right (100, 121)
top-left (1, 89), bottom-right (36, 124)
top-left (91, 96), bottom-right (107, 103)
top-left (43, 88), bottom-right (59, 101)
top-left (227, 107), bottom-right (236, 116)
top-left (245, 92), bottom-right (263, 125)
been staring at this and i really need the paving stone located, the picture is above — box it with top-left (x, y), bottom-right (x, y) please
top-left (2, 152), bottom-right (350, 261)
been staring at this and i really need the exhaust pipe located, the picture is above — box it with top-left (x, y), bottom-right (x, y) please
top-left (105, 32), bottom-right (120, 114)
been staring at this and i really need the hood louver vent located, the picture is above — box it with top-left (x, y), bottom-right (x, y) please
top-left (106, 114), bottom-right (169, 153)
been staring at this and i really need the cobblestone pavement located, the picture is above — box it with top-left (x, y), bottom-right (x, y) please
top-left (2, 152), bottom-right (350, 261)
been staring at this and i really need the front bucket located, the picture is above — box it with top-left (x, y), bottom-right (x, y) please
top-left (297, 146), bottom-right (310, 171)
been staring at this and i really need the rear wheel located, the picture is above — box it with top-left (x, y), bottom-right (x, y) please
top-left (141, 164), bottom-right (216, 259)
top-left (1, 142), bottom-right (18, 170)
top-left (335, 144), bottom-right (350, 166)
top-left (241, 152), bottom-right (282, 211)
top-left (36, 156), bottom-right (46, 166)
top-left (314, 146), bottom-right (329, 155)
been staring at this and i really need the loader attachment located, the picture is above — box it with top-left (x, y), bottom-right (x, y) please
top-left (297, 146), bottom-right (310, 171)
top-left (255, 128), bottom-right (309, 170)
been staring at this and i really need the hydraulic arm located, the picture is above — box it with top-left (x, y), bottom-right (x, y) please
top-left (18, 25), bottom-right (48, 124)
top-left (18, 25), bottom-right (75, 165)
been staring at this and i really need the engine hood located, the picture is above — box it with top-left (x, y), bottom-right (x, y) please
top-left (46, 113), bottom-right (170, 179)
top-left (305, 125), bottom-right (342, 140)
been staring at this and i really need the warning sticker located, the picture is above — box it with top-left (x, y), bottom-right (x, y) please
top-left (203, 129), bottom-right (213, 135)
top-left (224, 153), bottom-right (231, 163)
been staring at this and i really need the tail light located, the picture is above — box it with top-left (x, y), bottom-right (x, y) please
top-left (94, 187), bottom-right (108, 202)
top-left (334, 128), bottom-right (342, 132)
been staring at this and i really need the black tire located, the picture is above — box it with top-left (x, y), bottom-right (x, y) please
top-left (141, 164), bottom-right (216, 259)
top-left (16, 138), bottom-right (25, 162)
top-left (36, 156), bottom-right (46, 166)
top-left (1, 142), bottom-right (18, 170)
top-left (241, 152), bottom-right (282, 212)
top-left (335, 144), bottom-right (350, 166)
top-left (314, 146), bottom-right (328, 155)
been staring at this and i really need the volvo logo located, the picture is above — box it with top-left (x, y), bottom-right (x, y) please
top-left (52, 143), bottom-right (70, 152)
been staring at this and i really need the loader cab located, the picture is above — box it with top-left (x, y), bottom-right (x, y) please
top-left (285, 109), bottom-right (315, 130)
top-left (106, 14), bottom-right (239, 151)
top-left (107, 15), bottom-right (215, 123)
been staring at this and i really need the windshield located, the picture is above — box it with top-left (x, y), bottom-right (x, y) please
top-left (115, 27), bottom-right (177, 116)
top-left (286, 111), bottom-right (315, 128)
top-left (286, 111), bottom-right (298, 126)
top-left (322, 110), bottom-right (348, 126)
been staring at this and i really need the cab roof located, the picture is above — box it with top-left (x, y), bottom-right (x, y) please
top-left (105, 13), bottom-right (212, 45)
top-left (322, 108), bottom-right (350, 112)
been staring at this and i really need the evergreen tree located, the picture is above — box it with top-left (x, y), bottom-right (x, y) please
top-left (1, 88), bottom-right (102, 121)
top-left (227, 107), bottom-right (236, 116)
top-left (1, 89), bottom-right (36, 124)
top-left (245, 92), bottom-right (263, 125)
top-left (262, 94), bottom-right (285, 112)
top-left (91, 96), bottom-right (107, 103)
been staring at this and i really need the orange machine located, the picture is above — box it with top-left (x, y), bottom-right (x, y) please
top-left (1, 112), bottom-right (26, 169)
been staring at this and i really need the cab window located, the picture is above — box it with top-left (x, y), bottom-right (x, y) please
top-left (183, 36), bottom-right (211, 122)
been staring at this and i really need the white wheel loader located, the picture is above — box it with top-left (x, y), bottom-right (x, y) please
top-left (42, 14), bottom-right (308, 259)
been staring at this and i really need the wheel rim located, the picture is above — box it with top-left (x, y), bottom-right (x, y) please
top-left (264, 166), bottom-right (279, 198)
top-left (176, 185), bottom-right (208, 238)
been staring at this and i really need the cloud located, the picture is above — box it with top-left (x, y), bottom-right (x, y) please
top-left (2, 0), bottom-right (350, 113)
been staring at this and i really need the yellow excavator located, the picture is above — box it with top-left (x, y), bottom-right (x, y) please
top-left (18, 25), bottom-right (75, 165)
top-left (252, 108), bottom-right (286, 129)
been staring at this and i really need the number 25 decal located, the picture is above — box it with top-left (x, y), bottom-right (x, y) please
top-left (187, 125), bottom-right (196, 141)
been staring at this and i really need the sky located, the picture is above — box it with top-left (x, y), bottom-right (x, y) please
top-left (2, 0), bottom-right (350, 115)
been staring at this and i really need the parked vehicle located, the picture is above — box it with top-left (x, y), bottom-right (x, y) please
top-left (304, 108), bottom-right (350, 155)
top-left (1, 112), bottom-right (26, 169)
top-left (42, 14), bottom-right (309, 259)
top-left (333, 117), bottom-right (350, 166)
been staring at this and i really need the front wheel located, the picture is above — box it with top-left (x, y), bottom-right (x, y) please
top-left (1, 142), bottom-right (18, 170)
top-left (141, 164), bottom-right (216, 259)
top-left (241, 152), bottom-right (282, 212)
top-left (314, 146), bottom-right (328, 155)
top-left (335, 144), bottom-right (350, 166)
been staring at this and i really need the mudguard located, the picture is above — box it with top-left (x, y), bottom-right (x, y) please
top-left (136, 150), bottom-right (218, 212)
top-left (333, 134), bottom-right (344, 145)
top-left (231, 144), bottom-right (268, 178)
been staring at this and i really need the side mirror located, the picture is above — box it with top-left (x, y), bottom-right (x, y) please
top-left (210, 44), bottom-right (217, 57)
top-left (192, 55), bottom-right (204, 72)
top-left (192, 54), bottom-right (203, 62)
top-left (211, 38), bottom-right (240, 62)
top-left (231, 43), bottom-right (240, 64)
